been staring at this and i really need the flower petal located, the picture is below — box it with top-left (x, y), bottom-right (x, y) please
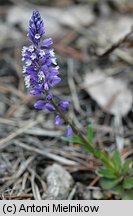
top-left (66, 125), bottom-right (72, 137)
top-left (54, 115), bottom-right (62, 125)
top-left (34, 100), bottom-right (46, 109)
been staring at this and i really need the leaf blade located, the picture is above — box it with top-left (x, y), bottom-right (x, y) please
top-left (123, 177), bottom-right (133, 189)
top-left (87, 124), bottom-right (93, 145)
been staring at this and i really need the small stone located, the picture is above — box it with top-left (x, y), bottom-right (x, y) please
top-left (76, 183), bottom-right (91, 200)
top-left (92, 189), bottom-right (103, 200)
top-left (43, 163), bottom-right (74, 199)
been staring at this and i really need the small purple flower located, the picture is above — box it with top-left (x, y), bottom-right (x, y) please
top-left (45, 103), bottom-right (55, 111)
top-left (59, 100), bottom-right (69, 111)
top-left (43, 38), bottom-right (53, 47)
top-left (54, 115), bottom-right (62, 125)
top-left (66, 125), bottom-right (72, 137)
top-left (46, 92), bottom-right (53, 100)
top-left (34, 100), bottom-right (46, 109)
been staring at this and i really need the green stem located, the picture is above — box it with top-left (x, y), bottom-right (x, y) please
top-left (51, 99), bottom-right (116, 170)
top-left (51, 99), bottom-right (95, 154)
top-left (51, 99), bottom-right (118, 174)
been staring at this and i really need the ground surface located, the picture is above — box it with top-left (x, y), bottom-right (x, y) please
top-left (0, 0), bottom-right (133, 200)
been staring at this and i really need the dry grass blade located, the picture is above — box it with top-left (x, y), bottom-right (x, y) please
top-left (30, 169), bottom-right (42, 200)
top-left (21, 172), bottom-right (29, 192)
top-left (13, 140), bottom-right (78, 166)
top-left (0, 120), bottom-right (39, 148)
top-left (14, 156), bottom-right (34, 179)
top-left (0, 118), bottom-right (17, 126)
top-left (67, 184), bottom-right (77, 200)
top-left (25, 127), bottom-right (62, 137)
top-left (67, 58), bottom-right (82, 112)
top-left (0, 157), bottom-right (34, 194)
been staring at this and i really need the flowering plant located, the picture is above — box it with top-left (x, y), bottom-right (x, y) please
top-left (22, 10), bottom-right (71, 136)
top-left (22, 10), bottom-right (133, 199)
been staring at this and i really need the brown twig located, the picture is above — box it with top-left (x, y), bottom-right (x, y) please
top-left (99, 28), bottom-right (133, 58)
top-left (89, 176), bottom-right (100, 187)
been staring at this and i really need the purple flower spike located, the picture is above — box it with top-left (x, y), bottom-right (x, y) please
top-left (34, 100), bottom-right (46, 109)
top-left (22, 11), bottom-right (71, 134)
top-left (22, 10), bottom-right (61, 98)
top-left (54, 115), bottom-right (62, 125)
top-left (45, 103), bottom-right (55, 111)
top-left (66, 125), bottom-right (72, 137)
top-left (59, 100), bottom-right (69, 111)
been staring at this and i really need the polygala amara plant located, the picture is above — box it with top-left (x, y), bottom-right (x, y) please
top-left (22, 10), bottom-right (133, 199)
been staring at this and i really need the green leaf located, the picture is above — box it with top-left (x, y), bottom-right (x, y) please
top-left (111, 185), bottom-right (124, 195)
top-left (100, 151), bottom-right (115, 170)
top-left (122, 159), bottom-right (132, 174)
top-left (94, 149), bottom-right (115, 170)
top-left (123, 177), bottom-right (133, 189)
top-left (87, 124), bottom-right (93, 145)
top-left (61, 136), bottom-right (84, 144)
top-left (97, 167), bottom-right (117, 179)
top-left (62, 136), bottom-right (95, 154)
top-left (94, 149), bottom-right (109, 161)
top-left (112, 150), bottom-right (121, 171)
top-left (102, 152), bottom-right (114, 168)
top-left (94, 149), bottom-right (102, 158)
top-left (100, 178), bottom-right (121, 190)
